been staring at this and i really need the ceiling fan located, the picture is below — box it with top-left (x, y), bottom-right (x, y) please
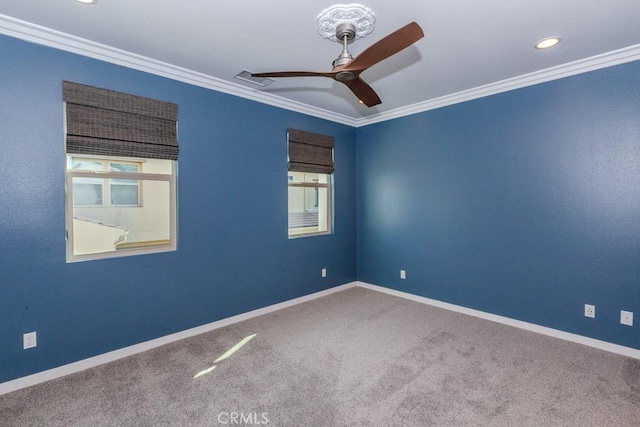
top-left (251, 21), bottom-right (424, 107)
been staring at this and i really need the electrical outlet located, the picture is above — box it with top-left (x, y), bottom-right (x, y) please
top-left (400, 270), bottom-right (406, 280)
top-left (584, 304), bottom-right (595, 319)
top-left (621, 310), bottom-right (633, 326)
top-left (321, 268), bottom-right (327, 278)
top-left (23, 331), bottom-right (37, 349)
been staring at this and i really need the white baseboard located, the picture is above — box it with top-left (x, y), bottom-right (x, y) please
top-left (3, 280), bottom-right (637, 395)
top-left (0, 282), bottom-right (358, 395)
top-left (356, 281), bottom-right (640, 360)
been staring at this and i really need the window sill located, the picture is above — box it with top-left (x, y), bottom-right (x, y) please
top-left (288, 229), bottom-right (331, 239)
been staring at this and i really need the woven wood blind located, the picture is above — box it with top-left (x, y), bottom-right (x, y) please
top-left (288, 128), bottom-right (334, 174)
top-left (63, 81), bottom-right (179, 160)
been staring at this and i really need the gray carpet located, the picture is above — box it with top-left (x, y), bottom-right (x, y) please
top-left (2, 287), bottom-right (639, 426)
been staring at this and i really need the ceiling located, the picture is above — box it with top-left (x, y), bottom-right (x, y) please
top-left (1, 1), bottom-right (640, 125)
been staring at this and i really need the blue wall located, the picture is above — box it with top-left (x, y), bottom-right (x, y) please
top-left (2, 30), bottom-right (639, 385)
top-left (0, 34), bottom-right (357, 383)
top-left (357, 60), bottom-right (640, 349)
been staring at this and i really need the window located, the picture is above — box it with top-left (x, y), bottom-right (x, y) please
top-left (287, 129), bottom-right (334, 238)
top-left (69, 157), bottom-right (141, 206)
top-left (63, 81), bottom-right (178, 262)
top-left (66, 155), bottom-right (175, 259)
top-left (288, 171), bottom-right (332, 236)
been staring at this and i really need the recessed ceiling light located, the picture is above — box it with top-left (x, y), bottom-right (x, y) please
top-left (76, 0), bottom-right (97, 4)
top-left (535, 37), bottom-right (561, 49)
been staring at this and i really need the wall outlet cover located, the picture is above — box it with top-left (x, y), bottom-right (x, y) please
top-left (584, 304), bottom-right (595, 318)
top-left (23, 331), bottom-right (37, 349)
top-left (621, 310), bottom-right (633, 326)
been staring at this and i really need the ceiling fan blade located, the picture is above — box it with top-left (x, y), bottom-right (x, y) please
top-left (344, 22), bottom-right (424, 72)
top-left (251, 71), bottom-right (335, 78)
top-left (344, 77), bottom-right (381, 107)
top-left (251, 23), bottom-right (422, 107)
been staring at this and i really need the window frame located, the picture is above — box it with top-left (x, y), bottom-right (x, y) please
top-left (287, 172), bottom-right (333, 239)
top-left (65, 155), bottom-right (177, 262)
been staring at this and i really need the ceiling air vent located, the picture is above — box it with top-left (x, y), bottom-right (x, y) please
top-left (234, 70), bottom-right (274, 87)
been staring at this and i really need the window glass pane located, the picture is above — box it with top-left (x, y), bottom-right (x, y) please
top-left (288, 186), bottom-right (319, 229)
top-left (73, 179), bottom-right (103, 205)
top-left (289, 171), bottom-right (320, 184)
top-left (288, 172), bottom-right (330, 237)
top-left (110, 163), bottom-right (138, 173)
top-left (71, 177), bottom-right (171, 256)
top-left (69, 158), bottom-right (103, 171)
top-left (316, 186), bottom-right (329, 233)
top-left (110, 163), bottom-right (139, 205)
top-left (111, 181), bottom-right (139, 205)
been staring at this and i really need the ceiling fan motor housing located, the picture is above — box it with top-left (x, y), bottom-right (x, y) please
top-left (335, 22), bottom-right (356, 43)
top-left (332, 55), bottom-right (354, 69)
top-left (332, 22), bottom-right (356, 70)
top-left (335, 71), bottom-right (356, 81)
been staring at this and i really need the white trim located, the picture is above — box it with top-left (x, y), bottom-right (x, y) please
top-left (1, 14), bottom-right (639, 128)
top-left (355, 44), bottom-right (640, 127)
top-left (0, 282), bottom-right (358, 395)
top-left (3, 280), bottom-right (639, 395)
top-left (0, 14), bottom-right (357, 127)
top-left (356, 281), bottom-right (640, 360)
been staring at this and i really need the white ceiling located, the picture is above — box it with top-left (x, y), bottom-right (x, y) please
top-left (1, 1), bottom-right (640, 125)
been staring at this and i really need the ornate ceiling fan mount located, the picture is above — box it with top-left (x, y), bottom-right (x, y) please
top-left (316, 4), bottom-right (376, 43)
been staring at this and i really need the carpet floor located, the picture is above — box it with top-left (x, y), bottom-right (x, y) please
top-left (2, 287), bottom-right (639, 426)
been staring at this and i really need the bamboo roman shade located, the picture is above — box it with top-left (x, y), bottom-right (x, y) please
top-left (63, 81), bottom-right (179, 160)
top-left (287, 128), bottom-right (335, 174)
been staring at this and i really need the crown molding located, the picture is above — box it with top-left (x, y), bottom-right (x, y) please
top-left (0, 14), bottom-right (358, 127)
top-left (2, 14), bottom-right (639, 129)
top-left (355, 43), bottom-right (640, 127)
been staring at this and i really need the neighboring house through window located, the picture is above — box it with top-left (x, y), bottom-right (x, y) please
top-left (287, 129), bottom-right (334, 238)
top-left (69, 157), bottom-right (141, 206)
top-left (63, 81), bottom-right (178, 261)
